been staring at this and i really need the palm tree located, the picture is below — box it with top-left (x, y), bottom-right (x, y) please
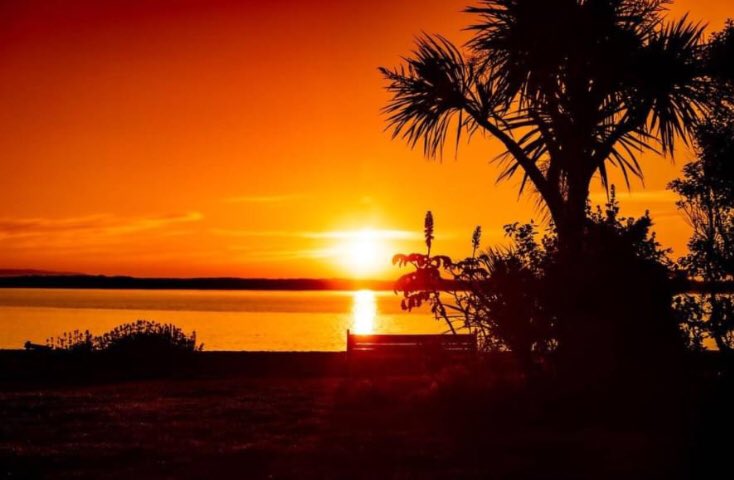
top-left (380, 0), bottom-right (724, 254)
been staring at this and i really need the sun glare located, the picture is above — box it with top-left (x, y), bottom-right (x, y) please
top-left (338, 229), bottom-right (390, 277)
top-left (352, 289), bottom-right (376, 334)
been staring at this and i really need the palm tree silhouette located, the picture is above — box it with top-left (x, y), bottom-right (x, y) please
top-left (380, 0), bottom-right (722, 254)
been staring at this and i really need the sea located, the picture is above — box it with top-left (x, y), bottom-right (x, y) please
top-left (0, 289), bottom-right (444, 351)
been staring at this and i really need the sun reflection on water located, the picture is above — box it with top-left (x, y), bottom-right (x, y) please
top-left (352, 289), bottom-right (376, 334)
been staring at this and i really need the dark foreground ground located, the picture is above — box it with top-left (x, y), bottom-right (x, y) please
top-left (1, 351), bottom-right (732, 479)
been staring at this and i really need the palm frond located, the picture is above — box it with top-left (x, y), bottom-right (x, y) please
top-left (636, 14), bottom-right (708, 155)
top-left (380, 35), bottom-right (474, 158)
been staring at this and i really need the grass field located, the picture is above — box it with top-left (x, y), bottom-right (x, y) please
top-left (1, 355), bottom-right (707, 479)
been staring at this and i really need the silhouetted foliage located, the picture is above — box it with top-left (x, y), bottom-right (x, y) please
top-left (381, 0), bottom-right (721, 391)
top-left (396, 219), bottom-right (556, 366)
top-left (45, 330), bottom-right (95, 354)
top-left (395, 191), bottom-right (677, 380)
top-left (706, 20), bottom-right (734, 97)
top-left (47, 320), bottom-right (203, 354)
top-left (424, 211), bottom-right (434, 255)
top-left (670, 106), bottom-right (734, 352)
top-left (549, 193), bottom-right (681, 384)
top-left (381, 0), bottom-right (727, 254)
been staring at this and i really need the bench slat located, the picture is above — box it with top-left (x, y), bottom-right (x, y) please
top-left (350, 341), bottom-right (475, 348)
top-left (349, 335), bottom-right (475, 343)
top-left (347, 332), bottom-right (477, 353)
top-left (350, 347), bottom-right (475, 352)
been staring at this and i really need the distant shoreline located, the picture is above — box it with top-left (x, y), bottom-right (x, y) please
top-left (0, 275), bottom-right (395, 291)
top-left (1, 274), bottom-right (732, 294)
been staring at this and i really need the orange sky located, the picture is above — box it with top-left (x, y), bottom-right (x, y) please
top-left (0, 0), bottom-right (731, 278)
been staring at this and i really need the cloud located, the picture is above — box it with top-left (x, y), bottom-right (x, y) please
top-left (216, 228), bottom-right (427, 265)
top-left (303, 229), bottom-right (421, 240)
top-left (589, 190), bottom-right (678, 204)
top-left (222, 194), bottom-right (306, 204)
top-left (0, 212), bottom-right (203, 248)
top-left (212, 228), bottom-right (423, 240)
top-left (226, 245), bottom-right (335, 262)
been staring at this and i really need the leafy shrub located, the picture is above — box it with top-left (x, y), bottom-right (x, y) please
top-left (669, 105), bottom-right (734, 352)
top-left (47, 320), bottom-right (203, 354)
top-left (394, 190), bottom-right (678, 380)
top-left (673, 294), bottom-right (734, 351)
top-left (96, 320), bottom-right (202, 354)
top-left (395, 220), bottom-right (556, 373)
top-left (45, 329), bottom-right (94, 354)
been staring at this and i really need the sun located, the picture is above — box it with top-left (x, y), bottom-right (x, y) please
top-left (339, 229), bottom-right (390, 277)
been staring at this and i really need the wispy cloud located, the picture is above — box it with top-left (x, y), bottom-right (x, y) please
top-left (212, 228), bottom-right (422, 240)
top-left (226, 245), bottom-right (335, 262)
top-left (0, 212), bottom-right (203, 248)
top-left (589, 189), bottom-right (678, 204)
top-left (222, 194), bottom-right (306, 204)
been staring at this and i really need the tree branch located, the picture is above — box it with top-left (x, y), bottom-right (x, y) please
top-left (465, 107), bottom-right (564, 217)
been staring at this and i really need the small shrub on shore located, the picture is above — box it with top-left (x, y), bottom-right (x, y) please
top-left (45, 329), bottom-right (95, 354)
top-left (46, 320), bottom-right (203, 354)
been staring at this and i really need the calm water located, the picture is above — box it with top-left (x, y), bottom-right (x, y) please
top-left (0, 289), bottom-right (444, 351)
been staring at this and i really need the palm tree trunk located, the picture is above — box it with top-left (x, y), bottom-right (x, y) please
top-left (551, 175), bottom-right (592, 382)
top-left (557, 178), bottom-right (590, 258)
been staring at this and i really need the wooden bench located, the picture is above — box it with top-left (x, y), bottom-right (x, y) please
top-left (24, 341), bottom-right (52, 351)
top-left (345, 330), bottom-right (477, 373)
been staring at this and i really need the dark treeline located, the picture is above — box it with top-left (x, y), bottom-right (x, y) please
top-left (0, 275), bottom-right (394, 291)
top-left (396, 274), bottom-right (734, 295)
top-left (3, 274), bottom-right (731, 293)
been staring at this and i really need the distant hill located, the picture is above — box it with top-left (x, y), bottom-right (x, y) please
top-left (0, 269), bottom-right (82, 277)
top-left (0, 273), bottom-right (731, 293)
top-left (0, 275), bottom-right (396, 291)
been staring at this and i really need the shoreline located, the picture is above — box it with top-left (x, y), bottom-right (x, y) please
top-left (2, 275), bottom-right (734, 293)
top-left (1, 349), bottom-right (725, 382)
top-left (0, 275), bottom-right (396, 291)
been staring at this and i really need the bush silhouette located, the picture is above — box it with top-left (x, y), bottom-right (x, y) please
top-left (44, 329), bottom-right (95, 354)
top-left (47, 320), bottom-right (203, 355)
top-left (395, 191), bottom-right (680, 384)
top-left (670, 101), bottom-right (734, 352)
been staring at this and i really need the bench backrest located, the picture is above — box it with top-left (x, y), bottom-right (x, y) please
top-left (346, 331), bottom-right (477, 354)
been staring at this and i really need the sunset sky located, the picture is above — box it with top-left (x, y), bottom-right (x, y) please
top-left (1, 0), bottom-right (731, 279)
